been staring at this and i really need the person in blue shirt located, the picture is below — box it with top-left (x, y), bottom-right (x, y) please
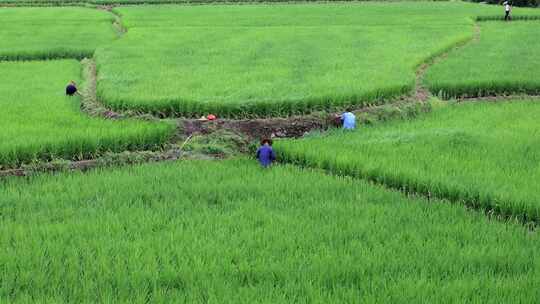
top-left (341, 108), bottom-right (356, 130)
top-left (256, 138), bottom-right (276, 168)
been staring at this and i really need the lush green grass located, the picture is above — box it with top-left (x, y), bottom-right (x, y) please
top-left (0, 7), bottom-right (116, 60)
top-left (0, 0), bottom-right (448, 5)
top-left (277, 101), bottom-right (540, 222)
top-left (426, 21), bottom-right (540, 98)
top-left (95, 2), bottom-right (516, 117)
top-left (1, 159), bottom-right (539, 302)
top-left (0, 60), bottom-right (173, 167)
top-left (3, 3), bottom-right (540, 117)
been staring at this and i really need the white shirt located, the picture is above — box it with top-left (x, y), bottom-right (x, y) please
top-left (505, 3), bottom-right (511, 11)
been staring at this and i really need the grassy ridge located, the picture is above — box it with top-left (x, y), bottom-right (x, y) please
top-left (0, 60), bottom-right (173, 167)
top-left (0, 7), bottom-right (116, 60)
top-left (1, 159), bottom-right (539, 302)
top-left (96, 3), bottom-right (494, 117)
top-left (276, 101), bottom-right (540, 222)
top-left (426, 21), bottom-right (540, 98)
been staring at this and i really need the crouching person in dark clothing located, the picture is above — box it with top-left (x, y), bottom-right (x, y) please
top-left (256, 138), bottom-right (276, 168)
top-left (65, 80), bottom-right (81, 96)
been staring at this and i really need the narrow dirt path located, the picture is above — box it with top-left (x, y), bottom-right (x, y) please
top-left (414, 23), bottom-right (481, 102)
top-left (97, 5), bottom-right (127, 37)
top-left (80, 58), bottom-right (126, 119)
top-left (0, 148), bottom-right (187, 178)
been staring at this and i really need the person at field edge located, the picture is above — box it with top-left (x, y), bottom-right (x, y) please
top-left (503, 1), bottom-right (512, 21)
top-left (341, 108), bottom-right (356, 130)
top-left (256, 138), bottom-right (276, 168)
top-left (65, 80), bottom-right (81, 97)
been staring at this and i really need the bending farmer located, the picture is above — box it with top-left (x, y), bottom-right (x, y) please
top-left (65, 80), bottom-right (81, 96)
top-left (256, 138), bottom-right (276, 168)
top-left (341, 108), bottom-right (356, 130)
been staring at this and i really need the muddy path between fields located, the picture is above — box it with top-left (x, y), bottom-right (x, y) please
top-left (97, 5), bottom-right (127, 36)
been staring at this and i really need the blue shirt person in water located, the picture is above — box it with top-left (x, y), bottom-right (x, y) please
top-left (256, 138), bottom-right (276, 168)
top-left (341, 108), bottom-right (356, 130)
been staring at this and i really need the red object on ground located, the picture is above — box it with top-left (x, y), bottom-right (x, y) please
top-left (207, 114), bottom-right (217, 121)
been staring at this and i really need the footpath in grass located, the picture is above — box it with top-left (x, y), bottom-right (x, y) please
top-left (0, 7), bottom-right (116, 60)
top-left (0, 60), bottom-right (173, 167)
top-left (276, 101), bottom-right (540, 222)
top-left (96, 2), bottom-right (512, 117)
top-left (1, 159), bottom-right (539, 302)
top-left (426, 21), bottom-right (540, 98)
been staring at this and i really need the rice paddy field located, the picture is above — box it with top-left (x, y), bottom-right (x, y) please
top-left (95, 2), bottom-right (520, 117)
top-left (0, 60), bottom-right (173, 166)
top-left (0, 7), bottom-right (116, 60)
top-left (277, 101), bottom-right (540, 222)
top-left (2, 0), bottom-right (540, 302)
top-left (0, 0), bottom-right (374, 4)
top-left (426, 21), bottom-right (540, 98)
top-left (2, 160), bottom-right (540, 302)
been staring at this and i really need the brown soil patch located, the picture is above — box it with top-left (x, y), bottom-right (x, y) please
top-left (181, 114), bottom-right (333, 140)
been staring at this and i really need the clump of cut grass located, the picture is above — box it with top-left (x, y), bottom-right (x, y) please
top-left (182, 129), bottom-right (249, 157)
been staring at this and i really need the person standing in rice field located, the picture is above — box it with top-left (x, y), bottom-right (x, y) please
top-left (256, 138), bottom-right (276, 168)
top-left (503, 1), bottom-right (512, 21)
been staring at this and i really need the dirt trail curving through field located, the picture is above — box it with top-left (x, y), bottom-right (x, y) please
top-left (80, 59), bottom-right (125, 119)
top-left (97, 5), bottom-right (127, 37)
top-left (414, 23), bottom-right (481, 102)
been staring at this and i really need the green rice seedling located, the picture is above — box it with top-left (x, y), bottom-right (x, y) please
top-left (1, 159), bottom-right (540, 302)
top-left (96, 2), bottom-right (525, 118)
top-left (0, 60), bottom-right (174, 167)
top-left (425, 21), bottom-right (540, 98)
top-left (0, 7), bottom-right (116, 60)
top-left (276, 101), bottom-right (540, 222)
